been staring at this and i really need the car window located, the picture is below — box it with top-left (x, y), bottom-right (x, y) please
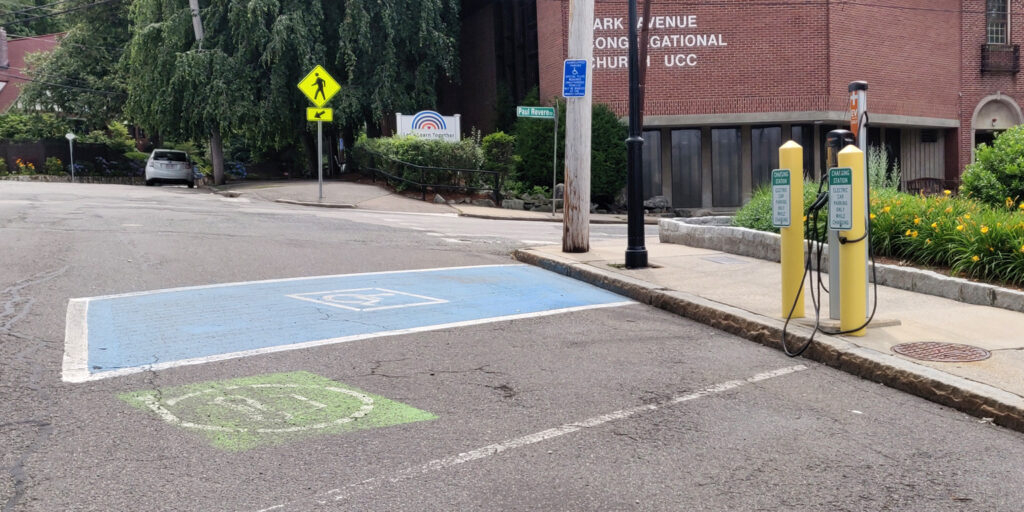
top-left (153, 151), bottom-right (188, 162)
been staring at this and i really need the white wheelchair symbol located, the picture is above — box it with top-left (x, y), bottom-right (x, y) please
top-left (287, 287), bottom-right (447, 311)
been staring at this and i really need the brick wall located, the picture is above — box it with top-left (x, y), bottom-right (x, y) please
top-left (959, 0), bottom-right (1024, 175)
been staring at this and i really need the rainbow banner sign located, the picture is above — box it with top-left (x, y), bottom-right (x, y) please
top-left (396, 110), bottom-right (461, 142)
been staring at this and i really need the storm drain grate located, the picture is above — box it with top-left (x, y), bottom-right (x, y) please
top-left (892, 342), bottom-right (991, 362)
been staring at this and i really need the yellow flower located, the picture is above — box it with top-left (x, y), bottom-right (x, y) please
top-left (913, 217), bottom-right (921, 225)
top-left (965, 213), bottom-right (971, 220)
top-left (945, 207), bottom-right (953, 214)
top-left (1020, 245), bottom-right (1024, 253)
top-left (926, 239), bottom-right (932, 244)
top-left (931, 222), bottom-right (938, 229)
top-left (802, 215), bottom-right (807, 222)
top-left (1019, 203), bottom-right (1024, 210)
top-left (944, 190), bottom-right (952, 195)
top-left (870, 213), bottom-right (876, 220)
top-left (972, 255), bottom-right (980, 262)
top-left (905, 229), bottom-right (912, 236)
top-left (1008, 197), bottom-right (1015, 208)
top-left (981, 226), bottom-right (990, 234)
top-left (883, 206), bottom-right (891, 213)
top-left (957, 224), bottom-right (965, 231)
top-left (911, 231), bottom-right (919, 238)
top-left (989, 246), bottom-right (994, 252)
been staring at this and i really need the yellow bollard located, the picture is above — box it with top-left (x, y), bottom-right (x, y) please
top-left (837, 145), bottom-right (866, 336)
top-left (779, 141), bottom-right (804, 318)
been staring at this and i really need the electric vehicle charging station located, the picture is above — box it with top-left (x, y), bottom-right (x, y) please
top-left (779, 81), bottom-right (875, 353)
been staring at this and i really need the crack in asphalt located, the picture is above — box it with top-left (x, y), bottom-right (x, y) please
top-left (0, 267), bottom-right (65, 512)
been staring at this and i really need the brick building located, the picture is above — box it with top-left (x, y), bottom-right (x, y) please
top-left (521, 0), bottom-right (1024, 211)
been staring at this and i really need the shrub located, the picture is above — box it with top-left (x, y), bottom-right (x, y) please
top-left (868, 144), bottom-right (900, 190)
top-left (732, 181), bottom-right (830, 239)
top-left (0, 113), bottom-right (71, 141)
top-left (352, 134), bottom-right (486, 192)
top-left (45, 157), bottom-right (64, 175)
top-left (0, 158), bottom-right (8, 175)
top-left (78, 123), bottom-right (135, 153)
top-left (961, 124), bottom-right (1024, 206)
top-left (14, 158), bottom-right (36, 174)
top-left (737, 184), bottom-right (1024, 286)
top-left (513, 92), bottom-right (627, 205)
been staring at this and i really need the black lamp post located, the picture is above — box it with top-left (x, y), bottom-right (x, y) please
top-left (625, 0), bottom-right (648, 269)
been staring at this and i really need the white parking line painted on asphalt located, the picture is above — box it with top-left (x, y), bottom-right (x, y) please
top-left (254, 364), bottom-right (809, 511)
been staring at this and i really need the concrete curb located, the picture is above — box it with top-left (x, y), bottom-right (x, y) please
top-left (452, 207), bottom-right (662, 225)
top-left (274, 199), bottom-right (355, 209)
top-left (513, 248), bottom-right (1024, 433)
top-left (659, 217), bottom-right (1024, 314)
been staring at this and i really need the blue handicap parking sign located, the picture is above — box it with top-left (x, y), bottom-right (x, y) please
top-left (563, 59), bottom-right (588, 98)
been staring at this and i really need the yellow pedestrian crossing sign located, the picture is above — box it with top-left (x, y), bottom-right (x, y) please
top-left (307, 108), bottom-right (333, 122)
top-left (298, 65), bottom-right (340, 107)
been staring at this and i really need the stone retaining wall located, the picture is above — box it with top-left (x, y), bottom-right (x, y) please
top-left (659, 217), bottom-right (1024, 314)
top-left (1, 175), bottom-right (143, 185)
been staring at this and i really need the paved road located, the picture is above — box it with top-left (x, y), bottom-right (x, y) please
top-left (3, 181), bottom-right (1024, 511)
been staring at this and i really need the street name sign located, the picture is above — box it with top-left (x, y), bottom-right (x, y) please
top-left (771, 169), bottom-right (791, 228)
top-left (516, 106), bottom-right (556, 119)
top-left (828, 167), bottom-right (853, 231)
top-left (298, 65), bottom-right (340, 108)
top-left (307, 107), bottom-right (333, 122)
top-left (562, 59), bottom-right (587, 98)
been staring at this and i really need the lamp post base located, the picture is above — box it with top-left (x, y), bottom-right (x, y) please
top-left (625, 247), bottom-right (648, 269)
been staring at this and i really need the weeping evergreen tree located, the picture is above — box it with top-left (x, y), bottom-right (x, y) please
top-left (122, 0), bottom-right (461, 181)
top-left (334, 0), bottom-right (461, 135)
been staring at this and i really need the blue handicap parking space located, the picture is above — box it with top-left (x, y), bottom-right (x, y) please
top-left (62, 265), bottom-right (631, 382)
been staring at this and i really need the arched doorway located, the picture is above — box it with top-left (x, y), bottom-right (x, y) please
top-left (971, 94), bottom-right (1024, 161)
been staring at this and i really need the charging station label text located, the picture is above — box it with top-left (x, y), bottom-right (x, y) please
top-left (771, 169), bottom-right (790, 228)
top-left (828, 167), bottom-right (853, 231)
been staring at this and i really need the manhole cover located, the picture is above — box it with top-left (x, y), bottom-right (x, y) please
top-left (892, 342), bottom-right (991, 362)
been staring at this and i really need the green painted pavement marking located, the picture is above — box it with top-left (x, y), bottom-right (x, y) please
top-left (119, 371), bottom-right (436, 451)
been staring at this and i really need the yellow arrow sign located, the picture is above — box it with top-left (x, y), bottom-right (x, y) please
top-left (306, 108), bottom-right (333, 122)
top-left (297, 65), bottom-right (340, 107)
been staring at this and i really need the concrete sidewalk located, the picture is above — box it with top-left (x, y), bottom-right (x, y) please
top-left (514, 237), bottom-right (1024, 432)
top-left (211, 179), bottom-right (662, 223)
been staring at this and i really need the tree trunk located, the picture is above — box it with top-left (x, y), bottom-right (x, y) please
top-left (210, 129), bottom-right (225, 185)
top-left (563, 0), bottom-right (593, 253)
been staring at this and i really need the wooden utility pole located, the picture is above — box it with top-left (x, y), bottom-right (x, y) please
top-left (563, 0), bottom-right (594, 253)
top-left (188, 0), bottom-right (225, 185)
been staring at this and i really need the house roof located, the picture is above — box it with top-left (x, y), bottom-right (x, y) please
top-left (0, 33), bottom-right (60, 112)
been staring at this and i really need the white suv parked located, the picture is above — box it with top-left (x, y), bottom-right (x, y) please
top-left (145, 149), bottom-right (195, 188)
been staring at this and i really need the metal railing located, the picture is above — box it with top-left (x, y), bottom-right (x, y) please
top-left (981, 44), bottom-right (1020, 73)
top-left (353, 147), bottom-right (502, 204)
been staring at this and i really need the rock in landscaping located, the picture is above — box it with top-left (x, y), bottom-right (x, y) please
top-left (472, 198), bottom-right (497, 208)
top-left (502, 199), bottom-right (525, 210)
top-left (433, 194), bottom-right (446, 204)
top-left (555, 183), bottom-right (565, 199)
top-left (643, 195), bottom-right (671, 209)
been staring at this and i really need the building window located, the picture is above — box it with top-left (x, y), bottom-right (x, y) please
top-left (751, 126), bottom-right (781, 189)
top-left (642, 130), bottom-right (662, 201)
top-left (791, 124), bottom-right (815, 179)
top-left (988, 0), bottom-right (1009, 44)
top-left (670, 129), bottom-right (702, 208)
top-left (711, 127), bottom-right (742, 208)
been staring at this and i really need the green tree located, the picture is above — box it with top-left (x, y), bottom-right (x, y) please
top-left (18, 0), bottom-right (129, 130)
top-left (961, 125), bottom-right (1024, 205)
top-left (334, 0), bottom-right (461, 136)
top-left (0, 0), bottom-right (68, 36)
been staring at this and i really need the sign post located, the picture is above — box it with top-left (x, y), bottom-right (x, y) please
top-left (516, 106), bottom-right (559, 216)
top-left (777, 142), bottom-right (804, 319)
top-left (65, 132), bottom-right (76, 182)
top-left (297, 65), bottom-right (340, 200)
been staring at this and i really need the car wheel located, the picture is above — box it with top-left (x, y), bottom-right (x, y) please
top-left (145, 179), bottom-right (154, 186)
top-left (187, 181), bottom-right (195, 189)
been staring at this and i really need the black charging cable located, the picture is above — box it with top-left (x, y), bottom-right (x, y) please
top-left (781, 115), bottom-right (880, 357)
